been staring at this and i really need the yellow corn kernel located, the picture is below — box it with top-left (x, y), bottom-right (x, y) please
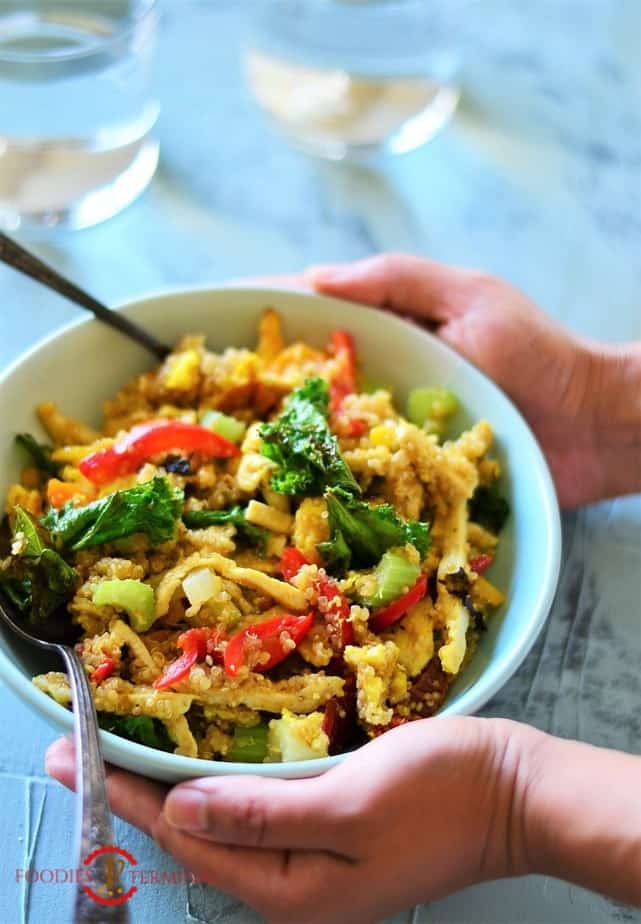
top-left (61, 465), bottom-right (83, 482)
top-left (97, 475), bottom-right (138, 498)
top-left (164, 349), bottom-right (201, 391)
top-left (51, 439), bottom-right (113, 465)
top-left (369, 424), bottom-right (397, 448)
top-left (229, 352), bottom-right (259, 385)
top-left (475, 576), bottom-right (506, 607)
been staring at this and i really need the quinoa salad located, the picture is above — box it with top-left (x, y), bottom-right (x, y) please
top-left (1, 309), bottom-right (509, 763)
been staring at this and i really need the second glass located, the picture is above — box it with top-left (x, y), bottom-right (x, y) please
top-left (244, 0), bottom-right (466, 161)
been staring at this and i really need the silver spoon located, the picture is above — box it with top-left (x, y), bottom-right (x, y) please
top-left (0, 593), bottom-right (130, 923)
top-left (0, 231), bottom-right (170, 360)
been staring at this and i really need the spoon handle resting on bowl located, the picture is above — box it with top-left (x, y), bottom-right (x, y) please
top-left (0, 232), bottom-right (170, 360)
top-left (58, 646), bottom-right (131, 924)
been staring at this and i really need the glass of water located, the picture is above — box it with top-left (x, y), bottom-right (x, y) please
top-left (0, 0), bottom-right (159, 230)
top-left (244, 0), bottom-right (468, 161)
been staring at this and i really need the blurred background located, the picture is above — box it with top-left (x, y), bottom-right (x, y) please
top-left (1, 0), bottom-right (639, 363)
top-left (1, 2), bottom-right (640, 923)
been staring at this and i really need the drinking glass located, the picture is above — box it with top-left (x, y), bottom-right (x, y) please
top-left (244, 0), bottom-right (467, 160)
top-left (0, 0), bottom-right (159, 230)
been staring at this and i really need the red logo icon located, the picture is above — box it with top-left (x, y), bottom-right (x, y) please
top-left (83, 845), bottom-right (137, 906)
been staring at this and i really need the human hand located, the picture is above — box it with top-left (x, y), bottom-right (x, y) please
top-left (45, 716), bottom-right (533, 924)
top-left (306, 254), bottom-right (641, 507)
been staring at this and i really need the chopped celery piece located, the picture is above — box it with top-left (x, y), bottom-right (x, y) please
top-left (406, 387), bottom-right (459, 435)
top-left (227, 723), bottom-right (269, 763)
top-left (362, 550), bottom-right (420, 610)
top-left (199, 409), bottom-right (246, 444)
top-left (98, 713), bottom-right (174, 751)
top-left (93, 579), bottom-right (156, 633)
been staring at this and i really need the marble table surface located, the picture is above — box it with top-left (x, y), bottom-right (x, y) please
top-left (1, 1), bottom-right (640, 922)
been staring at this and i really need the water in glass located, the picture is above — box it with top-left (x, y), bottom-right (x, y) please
top-left (245, 0), bottom-right (466, 160)
top-left (0, 0), bottom-right (158, 229)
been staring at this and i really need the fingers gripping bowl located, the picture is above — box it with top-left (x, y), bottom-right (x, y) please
top-left (0, 288), bottom-right (561, 781)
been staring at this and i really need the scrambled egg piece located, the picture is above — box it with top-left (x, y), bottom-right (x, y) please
top-left (383, 598), bottom-right (434, 679)
top-left (268, 709), bottom-right (329, 762)
top-left (437, 594), bottom-right (469, 675)
top-left (293, 497), bottom-right (329, 564)
top-left (163, 349), bottom-right (201, 391)
top-left (344, 641), bottom-right (404, 726)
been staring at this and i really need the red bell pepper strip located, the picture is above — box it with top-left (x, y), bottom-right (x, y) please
top-left (343, 417), bottom-right (367, 438)
top-left (154, 627), bottom-right (224, 690)
top-left (79, 419), bottom-right (240, 486)
top-left (280, 546), bottom-right (309, 583)
top-left (280, 548), bottom-right (354, 649)
top-left (91, 658), bottom-right (115, 685)
top-left (327, 330), bottom-right (366, 434)
top-left (329, 330), bottom-right (357, 407)
top-left (224, 613), bottom-right (314, 677)
top-left (469, 554), bottom-right (493, 574)
top-left (370, 573), bottom-right (428, 633)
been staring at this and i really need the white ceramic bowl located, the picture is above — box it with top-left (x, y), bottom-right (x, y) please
top-left (0, 287), bottom-right (561, 781)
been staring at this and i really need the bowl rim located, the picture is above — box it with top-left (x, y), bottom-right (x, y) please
top-left (0, 284), bottom-right (562, 778)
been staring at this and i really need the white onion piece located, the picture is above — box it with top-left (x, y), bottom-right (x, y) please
top-left (182, 568), bottom-right (220, 617)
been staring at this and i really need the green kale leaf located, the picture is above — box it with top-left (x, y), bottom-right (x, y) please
top-left (317, 489), bottom-right (430, 573)
top-left (182, 505), bottom-right (269, 551)
top-left (260, 378), bottom-right (360, 497)
top-left (15, 433), bottom-right (59, 475)
top-left (0, 507), bottom-right (78, 622)
top-left (42, 476), bottom-right (184, 551)
top-left (97, 713), bottom-right (174, 751)
top-left (468, 483), bottom-right (510, 534)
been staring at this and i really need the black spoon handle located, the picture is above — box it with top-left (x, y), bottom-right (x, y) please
top-left (0, 231), bottom-right (170, 360)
